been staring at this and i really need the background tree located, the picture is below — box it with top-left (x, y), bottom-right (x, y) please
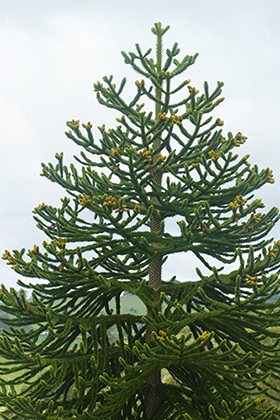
top-left (1, 22), bottom-right (280, 420)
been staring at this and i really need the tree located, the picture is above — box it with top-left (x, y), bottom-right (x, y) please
top-left (1, 22), bottom-right (280, 420)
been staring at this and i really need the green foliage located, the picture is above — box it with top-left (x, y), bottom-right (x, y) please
top-left (1, 22), bottom-right (280, 419)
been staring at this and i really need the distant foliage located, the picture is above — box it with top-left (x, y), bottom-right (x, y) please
top-left (0, 309), bottom-right (9, 330)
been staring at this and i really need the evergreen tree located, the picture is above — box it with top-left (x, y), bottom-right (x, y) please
top-left (1, 22), bottom-right (280, 420)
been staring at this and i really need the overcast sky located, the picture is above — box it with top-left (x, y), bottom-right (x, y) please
top-left (0, 0), bottom-right (280, 290)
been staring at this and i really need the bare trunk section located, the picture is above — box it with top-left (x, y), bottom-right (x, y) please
top-left (145, 253), bottom-right (162, 417)
top-left (145, 226), bottom-right (163, 416)
top-left (145, 369), bottom-right (162, 418)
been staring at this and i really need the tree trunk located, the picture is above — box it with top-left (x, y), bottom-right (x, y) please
top-left (145, 253), bottom-right (162, 417)
top-left (145, 176), bottom-right (163, 416)
top-left (145, 23), bottom-right (165, 418)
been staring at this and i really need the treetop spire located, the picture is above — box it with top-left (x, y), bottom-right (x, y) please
top-left (151, 22), bottom-right (170, 37)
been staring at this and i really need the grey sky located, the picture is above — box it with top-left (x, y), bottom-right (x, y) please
top-left (1, 0), bottom-right (280, 289)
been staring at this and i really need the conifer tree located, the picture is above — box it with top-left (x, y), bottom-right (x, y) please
top-left (1, 22), bottom-right (280, 420)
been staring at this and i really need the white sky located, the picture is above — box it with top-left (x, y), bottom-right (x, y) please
top-left (0, 0), bottom-right (280, 289)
